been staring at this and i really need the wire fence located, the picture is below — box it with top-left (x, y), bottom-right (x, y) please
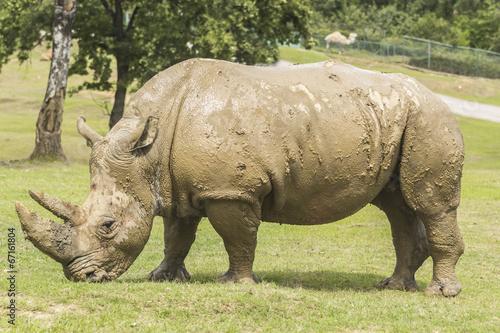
top-left (310, 34), bottom-right (500, 79)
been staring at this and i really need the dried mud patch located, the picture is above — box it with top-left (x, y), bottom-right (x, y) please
top-left (18, 301), bottom-right (89, 328)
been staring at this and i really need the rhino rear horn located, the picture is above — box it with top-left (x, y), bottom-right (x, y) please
top-left (15, 201), bottom-right (74, 264)
top-left (29, 190), bottom-right (85, 226)
top-left (77, 116), bottom-right (103, 147)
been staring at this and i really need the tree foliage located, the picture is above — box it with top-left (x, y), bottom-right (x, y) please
top-left (0, 0), bottom-right (53, 71)
top-left (71, 0), bottom-right (311, 89)
top-left (70, 0), bottom-right (313, 127)
top-left (1, 0), bottom-right (313, 127)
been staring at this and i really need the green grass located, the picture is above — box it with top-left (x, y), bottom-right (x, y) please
top-left (0, 47), bottom-right (499, 332)
top-left (278, 46), bottom-right (331, 64)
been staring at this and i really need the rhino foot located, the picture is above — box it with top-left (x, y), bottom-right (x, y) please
top-left (148, 262), bottom-right (190, 282)
top-left (217, 270), bottom-right (258, 284)
top-left (377, 275), bottom-right (418, 292)
top-left (423, 280), bottom-right (462, 297)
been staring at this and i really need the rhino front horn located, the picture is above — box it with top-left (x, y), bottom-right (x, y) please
top-left (15, 201), bottom-right (75, 265)
top-left (29, 190), bottom-right (84, 226)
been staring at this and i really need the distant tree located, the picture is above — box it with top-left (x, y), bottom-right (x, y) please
top-left (373, 5), bottom-right (413, 37)
top-left (31, 0), bottom-right (76, 160)
top-left (467, 2), bottom-right (500, 51)
top-left (0, 1), bottom-right (52, 71)
top-left (410, 12), bottom-right (451, 42)
top-left (449, 15), bottom-right (472, 46)
top-left (491, 27), bottom-right (500, 53)
top-left (0, 0), bottom-right (76, 161)
top-left (70, 0), bottom-right (313, 129)
top-left (329, 3), bottom-right (369, 28)
top-left (453, 0), bottom-right (484, 15)
top-left (310, 0), bottom-right (344, 21)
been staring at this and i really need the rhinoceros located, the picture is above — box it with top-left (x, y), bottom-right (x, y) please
top-left (16, 58), bottom-right (465, 296)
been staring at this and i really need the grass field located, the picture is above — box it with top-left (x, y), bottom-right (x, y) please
top-left (0, 46), bottom-right (499, 332)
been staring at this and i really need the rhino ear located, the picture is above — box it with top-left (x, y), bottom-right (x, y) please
top-left (131, 116), bottom-right (159, 150)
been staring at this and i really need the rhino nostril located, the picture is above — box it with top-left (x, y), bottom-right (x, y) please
top-left (86, 271), bottom-right (97, 281)
top-left (85, 270), bottom-right (111, 283)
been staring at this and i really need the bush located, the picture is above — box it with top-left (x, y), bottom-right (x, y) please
top-left (409, 52), bottom-right (500, 79)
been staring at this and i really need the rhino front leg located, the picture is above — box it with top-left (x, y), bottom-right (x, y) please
top-left (206, 200), bottom-right (261, 284)
top-left (148, 216), bottom-right (200, 282)
top-left (372, 186), bottom-right (430, 292)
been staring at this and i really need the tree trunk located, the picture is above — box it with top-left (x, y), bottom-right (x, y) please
top-left (108, 62), bottom-right (129, 129)
top-left (107, 0), bottom-right (133, 130)
top-left (30, 0), bottom-right (76, 161)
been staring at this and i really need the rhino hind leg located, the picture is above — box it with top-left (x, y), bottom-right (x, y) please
top-left (399, 110), bottom-right (465, 297)
top-left (205, 200), bottom-right (261, 284)
top-left (372, 185), bottom-right (430, 292)
top-left (418, 209), bottom-right (464, 297)
top-left (148, 216), bottom-right (200, 282)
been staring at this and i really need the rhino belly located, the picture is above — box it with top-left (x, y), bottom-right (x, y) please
top-left (260, 139), bottom-right (399, 225)
top-left (261, 178), bottom-right (387, 225)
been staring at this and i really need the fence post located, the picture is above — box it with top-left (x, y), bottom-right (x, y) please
top-left (450, 47), bottom-right (454, 74)
top-left (476, 53), bottom-right (479, 77)
top-left (428, 41), bottom-right (431, 69)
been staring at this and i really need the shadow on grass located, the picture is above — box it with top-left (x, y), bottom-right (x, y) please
top-left (120, 269), bottom-right (428, 293)
top-left (258, 270), bottom-right (384, 291)
top-left (265, 270), bottom-right (428, 292)
top-left (0, 157), bottom-right (69, 168)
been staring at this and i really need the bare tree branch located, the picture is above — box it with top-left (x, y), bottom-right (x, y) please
top-left (113, 0), bottom-right (124, 40)
top-left (100, 0), bottom-right (114, 17)
top-left (126, 6), bottom-right (140, 36)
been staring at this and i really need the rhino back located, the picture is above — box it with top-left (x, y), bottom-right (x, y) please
top-left (159, 59), bottom-right (418, 225)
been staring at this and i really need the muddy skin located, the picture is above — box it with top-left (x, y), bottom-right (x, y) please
top-left (16, 58), bottom-right (464, 296)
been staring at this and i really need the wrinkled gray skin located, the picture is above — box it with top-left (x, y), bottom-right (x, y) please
top-left (16, 58), bottom-right (465, 296)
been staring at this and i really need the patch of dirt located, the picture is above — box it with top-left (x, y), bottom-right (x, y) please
top-left (18, 300), bottom-right (89, 328)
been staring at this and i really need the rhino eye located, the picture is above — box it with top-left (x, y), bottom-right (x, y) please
top-left (102, 220), bottom-right (117, 232)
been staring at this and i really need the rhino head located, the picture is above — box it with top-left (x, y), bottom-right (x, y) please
top-left (16, 116), bottom-right (160, 282)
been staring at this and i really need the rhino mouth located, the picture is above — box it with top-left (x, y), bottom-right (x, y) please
top-left (65, 252), bottom-right (110, 282)
top-left (65, 265), bottom-right (113, 283)
top-left (64, 252), bottom-right (126, 282)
